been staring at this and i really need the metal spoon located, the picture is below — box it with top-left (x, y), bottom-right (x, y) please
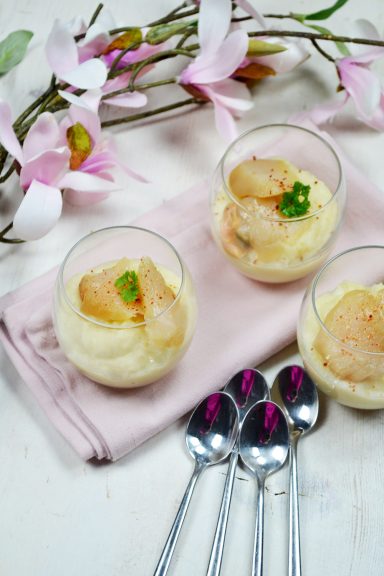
top-left (207, 369), bottom-right (270, 576)
top-left (272, 365), bottom-right (319, 576)
top-left (153, 391), bottom-right (239, 576)
top-left (240, 400), bottom-right (289, 576)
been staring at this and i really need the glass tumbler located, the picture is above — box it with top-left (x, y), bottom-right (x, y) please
top-left (297, 245), bottom-right (384, 408)
top-left (210, 124), bottom-right (345, 283)
top-left (53, 226), bottom-right (198, 388)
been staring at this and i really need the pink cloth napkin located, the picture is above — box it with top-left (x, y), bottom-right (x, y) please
top-left (1, 128), bottom-right (384, 461)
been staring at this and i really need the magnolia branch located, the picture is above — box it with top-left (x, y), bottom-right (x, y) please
top-left (2, 2), bottom-right (384, 243)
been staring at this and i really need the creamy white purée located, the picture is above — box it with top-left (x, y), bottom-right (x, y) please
top-left (54, 260), bottom-right (197, 388)
top-left (213, 163), bottom-right (338, 283)
top-left (298, 282), bottom-right (384, 409)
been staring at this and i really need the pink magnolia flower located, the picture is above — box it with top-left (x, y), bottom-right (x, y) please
top-left (46, 18), bottom-right (108, 89)
top-left (58, 97), bottom-right (147, 206)
top-left (295, 20), bottom-right (384, 130)
top-left (179, 0), bottom-right (253, 141)
top-left (0, 100), bottom-right (145, 239)
top-left (0, 103), bottom-right (71, 239)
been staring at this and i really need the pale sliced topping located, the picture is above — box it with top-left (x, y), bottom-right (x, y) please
top-left (315, 289), bottom-right (384, 381)
top-left (229, 158), bottom-right (300, 199)
top-left (138, 256), bottom-right (175, 319)
top-left (79, 258), bottom-right (144, 324)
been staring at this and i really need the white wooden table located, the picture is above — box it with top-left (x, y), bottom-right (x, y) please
top-left (1, 1), bottom-right (384, 574)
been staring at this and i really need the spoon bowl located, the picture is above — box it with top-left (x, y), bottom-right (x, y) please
top-left (154, 391), bottom-right (239, 576)
top-left (207, 369), bottom-right (270, 576)
top-left (273, 364), bottom-right (319, 433)
top-left (240, 400), bottom-right (289, 576)
top-left (272, 365), bottom-right (319, 576)
top-left (225, 368), bottom-right (270, 421)
top-left (240, 400), bottom-right (289, 478)
top-left (186, 391), bottom-right (240, 464)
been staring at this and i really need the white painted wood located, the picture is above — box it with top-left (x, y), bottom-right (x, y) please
top-left (0, 1), bottom-right (384, 574)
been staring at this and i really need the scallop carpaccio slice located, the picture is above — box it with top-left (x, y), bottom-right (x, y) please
top-left (138, 256), bottom-right (185, 346)
top-left (79, 258), bottom-right (144, 323)
top-left (229, 158), bottom-right (299, 199)
top-left (137, 256), bottom-right (175, 319)
top-left (314, 289), bottom-right (384, 382)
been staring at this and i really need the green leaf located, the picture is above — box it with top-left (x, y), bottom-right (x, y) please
top-left (247, 39), bottom-right (287, 57)
top-left (115, 270), bottom-right (140, 303)
top-left (304, 0), bottom-right (349, 21)
top-left (279, 181), bottom-right (311, 218)
top-left (306, 23), bottom-right (351, 56)
top-left (0, 30), bottom-right (33, 75)
top-left (145, 22), bottom-right (194, 45)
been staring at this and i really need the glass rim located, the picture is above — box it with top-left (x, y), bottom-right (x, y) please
top-left (58, 225), bottom-right (186, 330)
top-left (311, 244), bottom-right (384, 357)
top-left (219, 123), bottom-right (344, 223)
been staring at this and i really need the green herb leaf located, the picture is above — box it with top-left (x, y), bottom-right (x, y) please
top-left (145, 22), bottom-right (194, 45)
top-left (115, 270), bottom-right (140, 303)
top-left (279, 181), bottom-right (311, 218)
top-left (304, 0), bottom-right (349, 21)
top-left (247, 39), bottom-right (287, 57)
top-left (0, 30), bottom-right (33, 75)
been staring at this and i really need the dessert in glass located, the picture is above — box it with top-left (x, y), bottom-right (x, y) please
top-left (53, 226), bottom-right (198, 388)
top-left (297, 246), bottom-right (384, 409)
top-left (210, 124), bottom-right (346, 283)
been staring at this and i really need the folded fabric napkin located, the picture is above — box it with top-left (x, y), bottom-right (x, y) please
top-left (1, 127), bottom-right (384, 461)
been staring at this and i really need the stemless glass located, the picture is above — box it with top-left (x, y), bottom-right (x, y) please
top-left (210, 124), bottom-right (345, 283)
top-left (53, 226), bottom-right (198, 388)
top-left (297, 245), bottom-right (384, 409)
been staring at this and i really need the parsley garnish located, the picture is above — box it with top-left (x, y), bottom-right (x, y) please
top-left (279, 181), bottom-right (311, 218)
top-left (114, 270), bottom-right (139, 303)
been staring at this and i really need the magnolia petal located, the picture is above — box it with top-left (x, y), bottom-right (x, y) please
top-left (81, 160), bottom-right (117, 173)
top-left (103, 91), bottom-right (147, 108)
top-left (78, 23), bottom-right (111, 62)
top-left (58, 89), bottom-right (102, 114)
top-left (60, 58), bottom-right (108, 89)
top-left (58, 170), bottom-right (120, 192)
top-left (290, 94), bottom-right (348, 126)
top-left (182, 29), bottom-right (249, 84)
top-left (20, 148), bottom-right (70, 190)
top-left (22, 112), bottom-right (60, 162)
top-left (363, 92), bottom-right (384, 130)
top-left (46, 19), bottom-right (79, 75)
top-left (13, 180), bottom-right (63, 241)
top-left (67, 16), bottom-right (87, 37)
top-left (350, 19), bottom-right (383, 58)
top-left (235, 0), bottom-right (266, 28)
top-left (0, 100), bottom-right (23, 164)
top-left (63, 188), bottom-right (110, 206)
top-left (203, 80), bottom-right (253, 113)
top-left (338, 60), bottom-right (381, 117)
top-left (198, 0), bottom-right (232, 55)
top-left (212, 99), bottom-right (238, 142)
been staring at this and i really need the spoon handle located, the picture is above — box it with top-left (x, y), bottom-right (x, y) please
top-left (154, 461), bottom-right (206, 576)
top-left (289, 434), bottom-right (302, 576)
top-left (206, 448), bottom-right (239, 576)
top-left (252, 477), bottom-right (265, 576)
